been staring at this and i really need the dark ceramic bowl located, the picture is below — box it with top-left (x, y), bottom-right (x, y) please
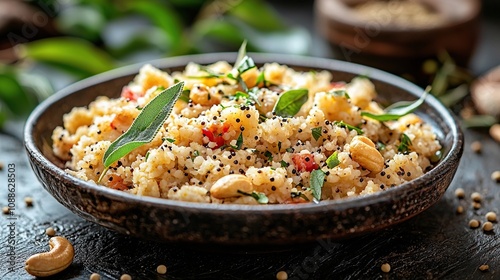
top-left (25, 53), bottom-right (463, 245)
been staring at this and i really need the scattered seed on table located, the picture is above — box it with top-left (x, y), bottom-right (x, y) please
top-left (473, 202), bottom-right (482, 210)
top-left (479, 264), bottom-right (489, 272)
top-left (483, 222), bottom-right (494, 232)
top-left (454, 188), bottom-right (465, 199)
top-left (90, 273), bottom-right (101, 280)
top-left (120, 274), bottom-right (132, 280)
top-left (45, 227), bottom-right (56, 237)
top-left (2, 206), bottom-right (9, 214)
top-left (381, 263), bottom-right (391, 273)
top-left (491, 171), bottom-right (500, 182)
top-left (470, 141), bottom-right (482, 153)
top-left (486, 212), bottom-right (497, 222)
top-left (456, 206), bottom-right (464, 214)
top-left (471, 192), bottom-right (482, 203)
top-left (276, 270), bottom-right (288, 280)
top-left (24, 197), bottom-right (34, 207)
top-left (156, 265), bottom-right (167, 274)
top-left (469, 219), bottom-right (480, 228)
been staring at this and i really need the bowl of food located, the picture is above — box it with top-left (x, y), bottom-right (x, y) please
top-left (315, 0), bottom-right (480, 82)
top-left (24, 51), bottom-right (463, 244)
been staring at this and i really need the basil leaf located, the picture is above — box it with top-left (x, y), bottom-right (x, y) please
top-left (273, 89), bottom-right (309, 118)
top-left (361, 87), bottom-right (430, 122)
top-left (326, 151), bottom-right (340, 168)
top-left (397, 133), bottom-right (412, 153)
top-left (100, 82), bottom-right (184, 181)
top-left (291, 191), bottom-right (309, 201)
top-left (312, 127), bottom-right (322, 141)
top-left (264, 150), bottom-right (273, 162)
top-left (376, 141), bottom-right (386, 151)
top-left (333, 121), bottom-right (363, 135)
top-left (237, 190), bottom-right (269, 204)
top-left (310, 169), bottom-right (325, 203)
top-left (164, 138), bottom-right (175, 143)
top-left (232, 133), bottom-right (244, 150)
top-left (280, 160), bottom-right (289, 168)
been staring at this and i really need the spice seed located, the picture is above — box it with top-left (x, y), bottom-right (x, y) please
top-left (276, 270), bottom-right (288, 280)
top-left (90, 273), bottom-right (101, 280)
top-left (479, 264), bottom-right (489, 272)
top-left (470, 141), bottom-right (482, 153)
top-left (0, 162), bottom-right (4, 171)
top-left (469, 219), bottom-right (480, 228)
top-left (120, 274), bottom-right (132, 280)
top-left (381, 263), bottom-right (391, 273)
top-left (483, 222), bottom-right (494, 232)
top-left (454, 188), bottom-right (465, 199)
top-left (471, 192), bottom-right (482, 203)
top-left (473, 202), bottom-right (482, 210)
top-left (2, 206), bottom-right (9, 214)
top-left (456, 206), bottom-right (464, 214)
top-left (490, 124), bottom-right (500, 143)
top-left (45, 227), bottom-right (56, 237)
top-left (485, 212), bottom-right (497, 222)
top-left (24, 197), bottom-right (34, 207)
top-left (491, 171), bottom-right (500, 182)
top-left (156, 265), bottom-right (167, 274)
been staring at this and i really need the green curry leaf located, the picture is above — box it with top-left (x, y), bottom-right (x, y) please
top-left (361, 87), bottom-right (430, 122)
top-left (310, 169), bottom-right (325, 203)
top-left (273, 89), bottom-right (308, 118)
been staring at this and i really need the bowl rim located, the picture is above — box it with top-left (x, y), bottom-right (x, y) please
top-left (24, 52), bottom-right (463, 214)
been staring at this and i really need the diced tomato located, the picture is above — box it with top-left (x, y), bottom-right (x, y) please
top-left (108, 174), bottom-right (128, 191)
top-left (330, 82), bottom-right (346, 89)
top-left (202, 123), bottom-right (230, 149)
top-left (121, 86), bottom-right (138, 101)
top-left (292, 154), bottom-right (319, 172)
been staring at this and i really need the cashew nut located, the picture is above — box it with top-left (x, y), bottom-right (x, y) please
top-left (210, 174), bottom-right (253, 199)
top-left (350, 135), bottom-right (384, 173)
top-left (25, 236), bottom-right (74, 277)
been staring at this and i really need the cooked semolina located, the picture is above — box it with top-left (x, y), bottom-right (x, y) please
top-left (52, 60), bottom-right (442, 204)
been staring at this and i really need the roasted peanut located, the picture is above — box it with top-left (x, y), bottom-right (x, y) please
top-left (210, 174), bottom-right (253, 199)
top-left (350, 136), bottom-right (384, 173)
top-left (25, 236), bottom-right (74, 277)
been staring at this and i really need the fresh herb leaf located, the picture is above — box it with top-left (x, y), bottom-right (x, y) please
top-left (191, 150), bottom-right (200, 161)
top-left (376, 141), bottom-right (386, 151)
top-left (237, 190), bottom-right (269, 204)
top-left (165, 138), bottom-right (175, 143)
top-left (312, 127), bottom-right (322, 141)
top-left (136, 106), bottom-right (143, 110)
top-left (361, 86), bottom-right (430, 122)
top-left (310, 169), bottom-right (325, 203)
top-left (232, 133), bottom-right (244, 150)
top-left (333, 121), bottom-right (363, 135)
top-left (234, 40), bottom-right (248, 69)
top-left (291, 190), bottom-right (309, 201)
top-left (179, 89), bottom-right (190, 103)
top-left (326, 151), bottom-right (340, 168)
top-left (264, 150), bottom-right (273, 162)
top-left (273, 89), bottom-right (309, 118)
top-left (145, 151), bottom-right (150, 162)
top-left (278, 141), bottom-right (282, 152)
top-left (397, 133), bottom-right (412, 153)
top-left (280, 160), bottom-right (289, 168)
top-left (99, 82), bottom-right (184, 182)
top-left (286, 147), bottom-right (294, 153)
top-left (331, 90), bottom-right (350, 99)
top-left (237, 55), bottom-right (256, 75)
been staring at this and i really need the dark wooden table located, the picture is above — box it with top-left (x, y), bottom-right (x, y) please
top-left (1, 2), bottom-right (500, 280)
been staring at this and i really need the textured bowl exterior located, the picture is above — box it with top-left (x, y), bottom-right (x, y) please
top-left (25, 53), bottom-right (463, 244)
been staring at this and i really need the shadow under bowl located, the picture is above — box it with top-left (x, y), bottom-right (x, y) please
top-left (24, 53), bottom-right (463, 245)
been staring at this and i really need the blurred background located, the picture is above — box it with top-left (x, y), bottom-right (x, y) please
top-left (0, 0), bottom-right (499, 136)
